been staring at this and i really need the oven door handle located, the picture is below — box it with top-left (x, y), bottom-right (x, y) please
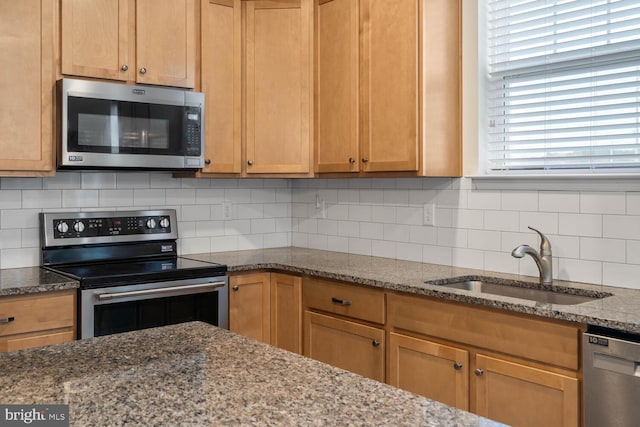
top-left (95, 281), bottom-right (226, 301)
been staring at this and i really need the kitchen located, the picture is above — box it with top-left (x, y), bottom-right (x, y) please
top-left (1, 0), bottom-right (640, 426)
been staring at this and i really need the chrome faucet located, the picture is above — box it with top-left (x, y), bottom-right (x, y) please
top-left (511, 226), bottom-right (553, 285)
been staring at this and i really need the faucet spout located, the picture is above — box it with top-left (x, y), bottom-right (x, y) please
top-left (512, 227), bottom-right (553, 285)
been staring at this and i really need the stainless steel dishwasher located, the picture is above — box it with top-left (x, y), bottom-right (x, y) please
top-left (584, 326), bottom-right (640, 427)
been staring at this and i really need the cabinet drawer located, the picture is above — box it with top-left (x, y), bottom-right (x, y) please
top-left (0, 330), bottom-right (75, 353)
top-left (0, 291), bottom-right (75, 337)
top-left (387, 293), bottom-right (581, 370)
top-left (303, 278), bottom-right (384, 324)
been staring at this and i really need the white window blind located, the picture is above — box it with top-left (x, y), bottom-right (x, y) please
top-left (485, 0), bottom-right (640, 174)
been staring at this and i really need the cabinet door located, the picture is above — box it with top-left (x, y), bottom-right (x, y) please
top-left (388, 332), bottom-right (469, 410)
top-left (61, 0), bottom-right (134, 81)
top-left (474, 354), bottom-right (579, 427)
top-left (314, 0), bottom-right (358, 173)
top-left (359, 0), bottom-right (419, 172)
top-left (304, 311), bottom-right (384, 382)
top-left (0, 0), bottom-right (55, 173)
top-left (136, 0), bottom-right (196, 88)
top-left (229, 273), bottom-right (271, 343)
top-left (201, 0), bottom-right (242, 173)
top-left (270, 273), bottom-right (302, 354)
top-left (245, 0), bottom-right (312, 174)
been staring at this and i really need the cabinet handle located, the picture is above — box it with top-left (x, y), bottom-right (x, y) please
top-left (232, 285), bottom-right (239, 291)
top-left (121, 64), bottom-right (128, 71)
top-left (348, 157), bottom-right (356, 164)
top-left (475, 368), bottom-right (484, 376)
top-left (204, 159), bottom-right (211, 165)
top-left (139, 67), bottom-right (147, 75)
top-left (372, 340), bottom-right (380, 347)
top-left (331, 297), bottom-right (352, 306)
top-left (453, 362), bottom-right (463, 370)
top-left (362, 157), bottom-right (369, 163)
top-left (247, 160), bottom-right (253, 166)
top-left (0, 316), bottom-right (15, 324)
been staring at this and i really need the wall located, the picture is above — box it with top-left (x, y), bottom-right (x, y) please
top-left (0, 172), bottom-right (291, 269)
top-left (291, 177), bottom-right (640, 290)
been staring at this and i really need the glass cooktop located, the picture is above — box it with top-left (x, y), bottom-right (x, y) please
top-left (47, 257), bottom-right (227, 289)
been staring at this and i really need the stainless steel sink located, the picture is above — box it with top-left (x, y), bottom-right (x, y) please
top-left (430, 278), bottom-right (611, 305)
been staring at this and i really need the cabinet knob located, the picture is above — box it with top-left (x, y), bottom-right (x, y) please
top-left (232, 285), bottom-right (239, 291)
top-left (372, 340), bottom-right (381, 347)
top-left (362, 157), bottom-right (369, 163)
top-left (453, 362), bottom-right (463, 370)
top-left (121, 64), bottom-right (128, 71)
top-left (204, 159), bottom-right (211, 165)
top-left (247, 160), bottom-right (253, 166)
top-left (348, 157), bottom-right (356, 164)
top-left (139, 67), bottom-right (147, 75)
top-left (475, 368), bottom-right (484, 377)
top-left (0, 316), bottom-right (15, 324)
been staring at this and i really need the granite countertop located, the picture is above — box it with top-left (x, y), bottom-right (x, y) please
top-left (3, 247), bottom-right (640, 333)
top-left (184, 247), bottom-right (640, 334)
top-left (0, 322), bottom-right (504, 426)
top-left (0, 267), bottom-right (78, 297)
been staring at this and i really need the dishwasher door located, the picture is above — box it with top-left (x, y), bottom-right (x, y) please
top-left (583, 329), bottom-right (640, 427)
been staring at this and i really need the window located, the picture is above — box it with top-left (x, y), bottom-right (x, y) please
top-left (483, 0), bottom-right (640, 175)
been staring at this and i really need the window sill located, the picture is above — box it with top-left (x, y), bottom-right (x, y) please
top-left (469, 174), bottom-right (640, 192)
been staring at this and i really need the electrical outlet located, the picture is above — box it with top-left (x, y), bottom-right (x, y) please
top-left (223, 202), bottom-right (233, 220)
top-left (423, 203), bottom-right (435, 226)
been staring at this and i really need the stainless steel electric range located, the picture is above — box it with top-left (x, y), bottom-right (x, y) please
top-left (40, 209), bottom-right (228, 339)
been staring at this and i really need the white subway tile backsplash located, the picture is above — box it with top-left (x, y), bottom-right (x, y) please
top-left (383, 189), bottom-right (409, 206)
top-left (626, 240), bottom-right (640, 265)
top-left (251, 218), bottom-right (276, 234)
top-left (210, 235), bottom-right (239, 252)
top-left (236, 204), bottom-right (264, 220)
top-left (360, 189), bottom-right (384, 204)
top-left (348, 238), bottom-right (372, 256)
top-left (409, 225), bottom-right (437, 245)
top-left (62, 190), bottom-right (99, 208)
top-left (237, 234), bottom-right (264, 250)
top-left (484, 210), bottom-right (519, 232)
top-left (409, 189), bottom-right (437, 205)
top-left (396, 242), bottom-right (422, 262)
top-left (1, 209), bottom-right (40, 229)
top-left (372, 240), bottom-right (396, 258)
top-left (603, 215), bottom-right (640, 240)
top-left (81, 173), bottom-right (116, 189)
top-left (0, 248), bottom-right (39, 269)
top-left (359, 222), bottom-right (384, 240)
top-left (263, 203), bottom-right (288, 218)
top-left (501, 191), bottom-right (538, 212)
top-left (1, 178), bottom-right (43, 190)
top-left (558, 258), bottom-right (602, 284)
top-left (452, 209), bottom-right (483, 229)
top-left (181, 178), bottom-right (211, 189)
top-left (548, 235), bottom-right (580, 259)
top-left (22, 190), bottom-right (61, 209)
top-left (225, 189), bottom-right (252, 203)
top-left (559, 213), bottom-right (602, 237)
top-left (422, 244), bottom-right (452, 265)
top-left (437, 189), bottom-right (467, 209)
top-left (181, 205), bottom-right (210, 222)
top-left (0, 230), bottom-right (21, 249)
top-left (434, 208), bottom-right (453, 228)
top-left (116, 173), bottom-right (150, 189)
top-left (338, 189), bottom-right (359, 204)
top-left (371, 206), bottom-right (396, 223)
top-left (21, 228), bottom-right (39, 248)
top-left (348, 205), bottom-right (372, 222)
top-left (437, 228), bottom-right (468, 248)
top-left (581, 237), bottom-right (626, 263)
top-left (43, 173), bottom-right (81, 190)
top-left (0, 190), bottom-right (21, 209)
top-left (626, 192), bottom-right (640, 215)
top-left (467, 230), bottom-right (501, 251)
top-left (452, 248), bottom-right (484, 269)
top-left (338, 221), bottom-right (359, 238)
top-left (225, 219), bottom-right (251, 236)
top-left (327, 235), bottom-right (349, 253)
top-left (166, 189), bottom-right (196, 205)
top-left (307, 234), bottom-right (328, 250)
top-left (195, 221), bottom-right (225, 237)
top-left (539, 191), bottom-right (579, 213)
top-left (467, 190), bottom-right (501, 210)
top-left (581, 192), bottom-right (626, 214)
top-left (383, 223), bottom-right (411, 242)
top-left (195, 189), bottom-right (225, 204)
top-left (133, 189), bottom-right (165, 207)
top-left (603, 263), bottom-right (640, 289)
top-left (263, 232), bottom-right (290, 248)
top-left (484, 251), bottom-right (519, 275)
top-left (396, 207), bottom-right (423, 226)
top-left (150, 173), bottom-right (182, 189)
top-left (180, 237), bottom-right (211, 254)
top-left (519, 212), bottom-right (558, 234)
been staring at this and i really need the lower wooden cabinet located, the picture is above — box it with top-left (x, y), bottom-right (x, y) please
top-left (387, 292), bottom-right (582, 427)
top-left (473, 354), bottom-right (579, 427)
top-left (229, 272), bottom-right (302, 353)
top-left (304, 311), bottom-right (384, 382)
top-left (388, 332), bottom-right (469, 410)
top-left (0, 290), bottom-right (76, 352)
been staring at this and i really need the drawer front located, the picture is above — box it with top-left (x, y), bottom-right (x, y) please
top-left (0, 291), bottom-right (76, 337)
top-left (387, 292), bottom-right (581, 370)
top-left (303, 277), bottom-right (385, 324)
top-left (0, 330), bottom-right (75, 353)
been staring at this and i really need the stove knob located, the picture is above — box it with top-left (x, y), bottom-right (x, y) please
top-left (56, 221), bottom-right (69, 233)
top-left (160, 217), bottom-right (170, 229)
top-left (146, 218), bottom-right (157, 229)
top-left (73, 221), bottom-right (85, 233)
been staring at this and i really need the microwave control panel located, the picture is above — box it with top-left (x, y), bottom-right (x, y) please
top-left (184, 107), bottom-right (202, 156)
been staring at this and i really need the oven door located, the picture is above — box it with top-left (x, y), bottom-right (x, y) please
top-left (80, 276), bottom-right (228, 339)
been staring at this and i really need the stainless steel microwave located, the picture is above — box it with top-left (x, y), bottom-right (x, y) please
top-left (57, 78), bottom-right (204, 170)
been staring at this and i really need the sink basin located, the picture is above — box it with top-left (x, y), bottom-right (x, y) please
top-left (429, 278), bottom-right (612, 305)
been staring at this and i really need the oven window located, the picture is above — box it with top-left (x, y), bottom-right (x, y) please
top-left (93, 291), bottom-right (219, 337)
top-left (67, 97), bottom-right (184, 155)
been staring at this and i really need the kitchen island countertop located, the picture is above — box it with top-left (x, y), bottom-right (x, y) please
top-left (0, 322), bottom-right (503, 426)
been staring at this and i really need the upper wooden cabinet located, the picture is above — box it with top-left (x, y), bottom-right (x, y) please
top-left (198, 0), bottom-right (313, 176)
top-left (0, 0), bottom-right (56, 175)
top-left (315, 0), bottom-right (461, 176)
top-left (61, 0), bottom-right (197, 88)
top-left (201, 0), bottom-right (242, 173)
top-left (245, 0), bottom-right (312, 174)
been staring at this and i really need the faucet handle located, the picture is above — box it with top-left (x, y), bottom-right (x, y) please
top-left (528, 226), bottom-right (552, 255)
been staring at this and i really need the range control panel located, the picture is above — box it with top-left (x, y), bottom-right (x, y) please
top-left (41, 210), bottom-right (178, 247)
